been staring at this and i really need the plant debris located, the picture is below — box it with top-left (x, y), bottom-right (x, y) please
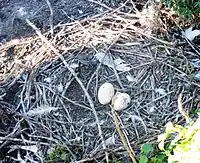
top-left (0, 1), bottom-right (199, 162)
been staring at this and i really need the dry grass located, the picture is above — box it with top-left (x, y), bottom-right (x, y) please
top-left (0, 1), bottom-right (199, 162)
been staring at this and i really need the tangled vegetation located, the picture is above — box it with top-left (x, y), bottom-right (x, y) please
top-left (0, 0), bottom-right (200, 162)
top-left (163, 0), bottom-right (200, 19)
top-left (48, 115), bottom-right (200, 162)
top-left (139, 112), bottom-right (200, 163)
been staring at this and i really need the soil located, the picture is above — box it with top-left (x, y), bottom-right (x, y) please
top-left (0, 0), bottom-right (129, 43)
top-left (0, 0), bottom-right (130, 161)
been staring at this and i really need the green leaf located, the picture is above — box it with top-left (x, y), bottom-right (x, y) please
top-left (142, 144), bottom-right (153, 154)
top-left (139, 155), bottom-right (148, 163)
top-left (150, 153), bottom-right (168, 163)
top-left (165, 0), bottom-right (173, 8)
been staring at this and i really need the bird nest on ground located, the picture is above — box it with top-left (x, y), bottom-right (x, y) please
top-left (0, 3), bottom-right (200, 162)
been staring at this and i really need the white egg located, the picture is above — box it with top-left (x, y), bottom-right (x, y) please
top-left (98, 82), bottom-right (115, 105)
top-left (112, 92), bottom-right (131, 111)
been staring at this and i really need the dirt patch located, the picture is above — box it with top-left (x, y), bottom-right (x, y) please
top-left (0, 0), bottom-right (130, 43)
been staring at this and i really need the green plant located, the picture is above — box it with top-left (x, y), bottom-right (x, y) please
top-left (139, 144), bottom-right (167, 163)
top-left (139, 144), bottom-right (153, 163)
top-left (163, 0), bottom-right (200, 20)
top-left (48, 145), bottom-right (71, 162)
top-left (139, 115), bottom-right (200, 163)
top-left (191, 108), bottom-right (200, 117)
top-left (158, 117), bottom-right (200, 162)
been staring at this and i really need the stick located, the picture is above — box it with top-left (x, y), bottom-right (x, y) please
top-left (111, 106), bottom-right (137, 163)
top-left (25, 19), bottom-right (109, 162)
top-left (45, 0), bottom-right (54, 35)
top-left (178, 93), bottom-right (190, 123)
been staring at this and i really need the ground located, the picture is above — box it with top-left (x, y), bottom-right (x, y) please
top-left (0, 0), bottom-right (129, 42)
top-left (0, 0), bottom-right (200, 162)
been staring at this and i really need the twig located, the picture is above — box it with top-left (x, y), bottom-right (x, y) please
top-left (25, 19), bottom-right (109, 163)
top-left (185, 38), bottom-right (200, 57)
top-left (0, 136), bottom-right (50, 146)
top-left (128, 24), bottom-right (176, 46)
top-left (178, 93), bottom-right (190, 123)
top-left (45, 0), bottom-right (54, 35)
top-left (111, 106), bottom-right (137, 163)
top-left (109, 51), bottom-right (125, 90)
top-left (87, 0), bottom-right (112, 11)
top-left (34, 81), bottom-right (92, 111)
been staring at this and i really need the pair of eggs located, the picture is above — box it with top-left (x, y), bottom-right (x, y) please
top-left (98, 83), bottom-right (131, 111)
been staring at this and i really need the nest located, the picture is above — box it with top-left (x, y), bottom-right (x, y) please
top-left (0, 2), bottom-right (200, 162)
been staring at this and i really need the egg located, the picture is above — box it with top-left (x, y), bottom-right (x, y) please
top-left (112, 92), bottom-right (131, 111)
top-left (98, 82), bottom-right (115, 105)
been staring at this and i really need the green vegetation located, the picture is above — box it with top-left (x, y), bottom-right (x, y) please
top-left (191, 108), bottom-right (200, 117)
top-left (139, 144), bottom-right (153, 163)
top-left (139, 116), bottom-right (200, 163)
top-left (47, 117), bottom-right (200, 162)
top-left (163, 0), bottom-right (200, 20)
top-left (139, 144), bottom-right (167, 163)
top-left (159, 117), bottom-right (200, 162)
top-left (48, 145), bottom-right (72, 162)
